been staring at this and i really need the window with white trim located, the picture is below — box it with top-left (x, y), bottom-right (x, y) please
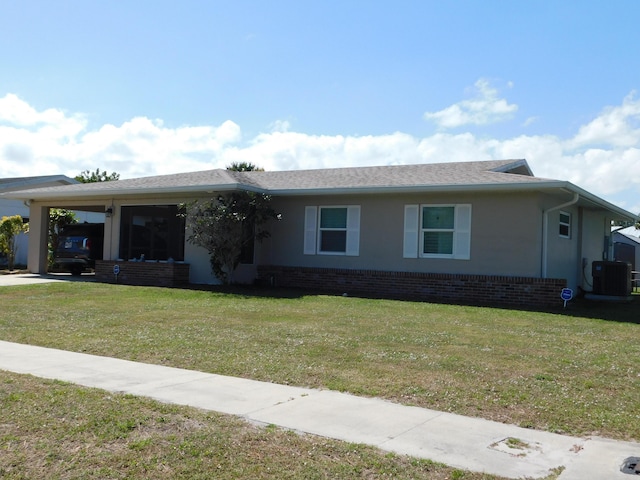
top-left (319, 207), bottom-right (348, 253)
top-left (304, 205), bottom-right (360, 256)
top-left (559, 211), bottom-right (571, 238)
top-left (403, 204), bottom-right (471, 259)
top-left (422, 206), bottom-right (455, 255)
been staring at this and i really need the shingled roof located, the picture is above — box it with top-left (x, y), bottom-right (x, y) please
top-left (239, 159), bottom-right (540, 193)
top-left (3, 159), bottom-right (548, 198)
top-left (0, 175), bottom-right (78, 193)
top-left (2, 159), bottom-right (635, 220)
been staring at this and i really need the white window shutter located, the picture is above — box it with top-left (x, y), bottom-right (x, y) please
top-left (345, 206), bottom-right (360, 256)
top-left (403, 205), bottom-right (419, 258)
top-left (454, 204), bottom-right (472, 260)
top-left (304, 206), bottom-right (318, 255)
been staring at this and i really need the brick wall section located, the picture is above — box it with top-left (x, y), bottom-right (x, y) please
top-left (96, 261), bottom-right (190, 287)
top-left (257, 265), bottom-right (567, 308)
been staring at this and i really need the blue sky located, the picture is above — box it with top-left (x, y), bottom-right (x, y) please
top-left (1, 1), bottom-right (640, 214)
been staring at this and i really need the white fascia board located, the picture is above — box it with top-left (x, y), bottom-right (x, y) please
top-left (269, 180), bottom-right (637, 220)
top-left (267, 180), bottom-right (567, 196)
top-left (0, 175), bottom-right (79, 192)
top-left (5, 176), bottom-right (635, 222)
top-left (1, 183), bottom-right (268, 200)
top-left (490, 158), bottom-right (534, 176)
top-left (562, 182), bottom-right (638, 221)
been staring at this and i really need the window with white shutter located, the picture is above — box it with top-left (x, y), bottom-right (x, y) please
top-left (304, 205), bottom-right (360, 256)
top-left (404, 204), bottom-right (471, 260)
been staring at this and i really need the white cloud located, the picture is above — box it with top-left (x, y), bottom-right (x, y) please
top-left (423, 79), bottom-right (518, 128)
top-left (0, 93), bottom-right (54, 126)
top-left (72, 117), bottom-right (242, 178)
top-left (0, 93), bottom-right (86, 138)
top-left (1, 92), bottom-right (640, 214)
top-left (569, 92), bottom-right (640, 148)
top-left (226, 131), bottom-right (422, 171)
top-left (268, 120), bottom-right (291, 133)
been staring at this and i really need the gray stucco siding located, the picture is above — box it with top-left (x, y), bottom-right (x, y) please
top-left (545, 206), bottom-right (580, 287)
top-left (541, 205), bottom-right (613, 292)
top-left (265, 191), bottom-right (544, 278)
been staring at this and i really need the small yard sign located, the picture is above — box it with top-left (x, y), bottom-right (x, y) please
top-left (560, 288), bottom-right (573, 308)
top-left (113, 264), bottom-right (120, 275)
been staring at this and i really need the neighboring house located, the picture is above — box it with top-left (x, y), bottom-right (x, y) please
top-left (0, 175), bottom-right (79, 267)
top-left (3, 159), bottom-right (637, 306)
top-left (613, 226), bottom-right (640, 271)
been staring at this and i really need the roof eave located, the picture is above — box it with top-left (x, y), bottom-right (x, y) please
top-left (1, 183), bottom-right (268, 201)
top-left (269, 180), bottom-right (637, 220)
top-left (268, 180), bottom-right (566, 196)
top-left (0, 175), bottom-right (79, 192)
top-left (561, 182), bottom-right (638, 221)
top-left (5, 177), bottom-right (636, 222)
top-left (491, 159), bottom-right (534, 176)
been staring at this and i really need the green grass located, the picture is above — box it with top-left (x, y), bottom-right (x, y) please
top-left (1, 282), bottom-right (639, 445)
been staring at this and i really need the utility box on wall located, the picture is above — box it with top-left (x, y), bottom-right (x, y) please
top-left (592, 261), bottom-right (632, 296)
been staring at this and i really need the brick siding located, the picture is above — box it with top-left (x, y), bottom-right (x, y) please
top-left (96, 260), bottom-right (190, 287)
top-left (257, 265), bottom-right (567, 308)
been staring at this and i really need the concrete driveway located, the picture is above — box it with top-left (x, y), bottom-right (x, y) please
top-left (0, 272), bottom-right (96, 286)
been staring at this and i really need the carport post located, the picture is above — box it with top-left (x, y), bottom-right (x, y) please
top-left (27, 204), bottom-right (49, 274)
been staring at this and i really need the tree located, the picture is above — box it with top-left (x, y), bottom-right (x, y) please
top-left (75, 168), bottom-right (120, 183)
top-left (227, 162), bottom-right (264, 172)
top-left (182, 191), bottom-right (280, 284)
top-left (0, 215), bottom-right (29, 271)
top-left (48, 209), bottom-right (78, 267)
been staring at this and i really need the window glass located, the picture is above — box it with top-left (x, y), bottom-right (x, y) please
top-left (239, 221), bottom-right (255, 264)
top-left (422, 206), bottom-right (454, 229)
top-left (423, 231), bottom-right (454, 255)
top-left (319, 207), bottom-right (348, 253)
top-left (421, 206), bottom-right (455, 256)
top-left (119, 205), bottom-right (185, 261)
top-left (559, 212), bottom-right (571, 238)
top-left (320, 231), bottom-right (347, 252)
top-left (320, 208), bottom-right (347, 229)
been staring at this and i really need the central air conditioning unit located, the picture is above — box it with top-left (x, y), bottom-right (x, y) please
top-left (592, 261), bottom-right (632, 296)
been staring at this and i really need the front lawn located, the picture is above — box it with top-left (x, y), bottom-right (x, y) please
top-left (1, 282), bottom-right (639, 441)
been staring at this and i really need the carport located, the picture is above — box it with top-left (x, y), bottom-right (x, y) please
top-left (3, 174), bottom-right (211, 285)
top-left (24, 200), bottom-right (111, 274)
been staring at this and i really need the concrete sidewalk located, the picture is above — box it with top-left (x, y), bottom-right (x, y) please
top-left (0, 340), bottom-right (638, 479)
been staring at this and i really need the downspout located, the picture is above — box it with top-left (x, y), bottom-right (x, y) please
top-left (542, 192), bottom-right (579, 278)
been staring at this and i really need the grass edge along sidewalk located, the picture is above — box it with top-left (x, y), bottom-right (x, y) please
top-left (4, 340), bottom-right (639, 480)
top-left (3, 370), bottom-right (499, 480)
